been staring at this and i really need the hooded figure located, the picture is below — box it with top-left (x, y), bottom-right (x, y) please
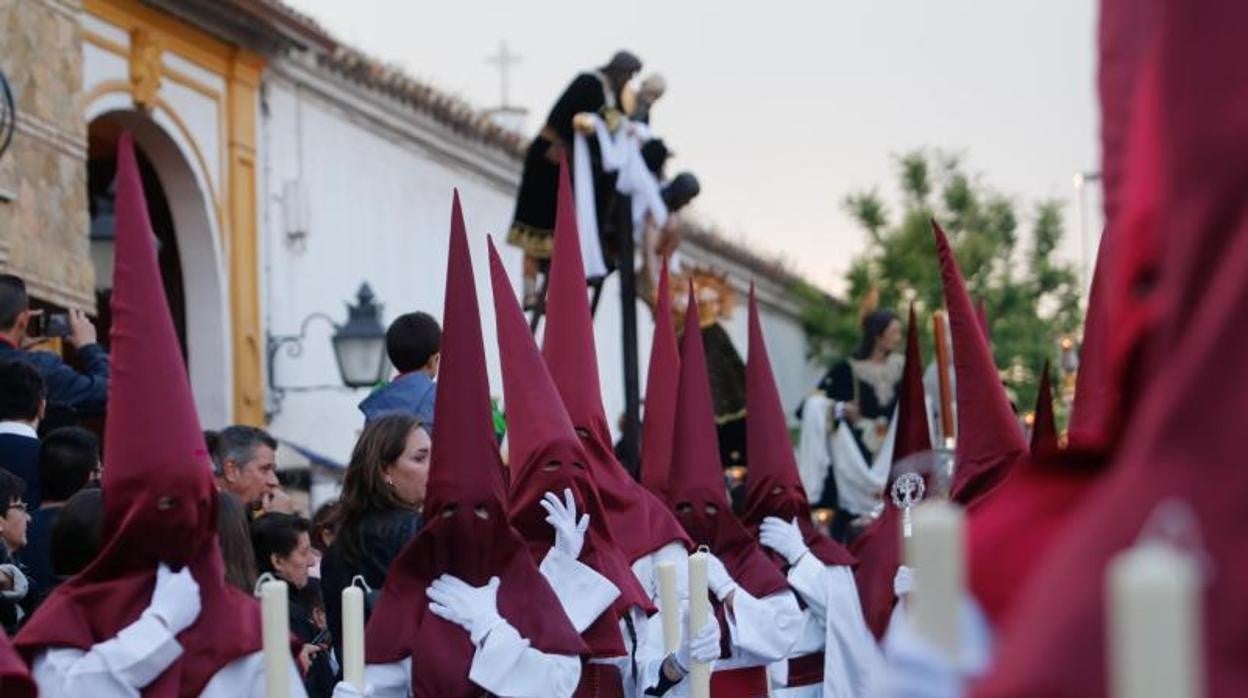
top-left (490, 236), bottom-right (669, 696)
top-left (349, 193), bottom-right (587, 698)
top-left (742, 285), bottom-right (880, 697)
top-left (641, 261), bottom-right (681, 499)
top-left (663, 281), bottom-right (802, 696)
top-left (934, 221), bottom-right (1028, 506)
top-left (17, 133), bottom-right (298, 697)
top-left (848, 305), bottom-right (932, 641)
top-left (1028, 362), bottom-right (1058, 458)
top-left (540, 161), bottom-right (692, 599)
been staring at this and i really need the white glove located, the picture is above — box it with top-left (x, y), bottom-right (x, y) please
top-left (703, 553), bottom-right (737, 601)
top-left (540, 489), bottom-right (589, 560)
top-left (331, 681), bottom-right (375, 698)
top-left (146, 563), bottom-right (202, 635)
top-left (894, 565), bottom-right (915, 597)
top-left (759, 516), bottom-right (809, 565)
top-left (674, 609), bottom-right (721, 672)
top-left (428, 575), bottom-right (505, 645)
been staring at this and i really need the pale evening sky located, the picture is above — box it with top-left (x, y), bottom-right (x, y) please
top-left (285, 0), bottom-right (1103, 294)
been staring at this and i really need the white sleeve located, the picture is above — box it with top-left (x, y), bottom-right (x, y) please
top-left (819, 566), bottom-right (885, 698)
top-left (363, 658), bottom-right (412, 698)
top-left (540, 547), bottom-right (620, 633)
top-left (469, 620), bottom-right (581, 698)
top-left (649, 543), bottom-right (691, 601)
top-left (32, 613), bottom-right (183, 697)
top-left (198, 650), bottom-right (306, 698)
top-left (786, 553), bottom-right (832, 620)
top-left (724, 587), bottom-right (803, 664)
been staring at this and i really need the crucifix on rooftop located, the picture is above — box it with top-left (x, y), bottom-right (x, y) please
top-left (486, 40), bottom-right (522, 109)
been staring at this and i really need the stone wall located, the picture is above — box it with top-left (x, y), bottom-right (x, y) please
top-left (0, 0), bottom-right (93, 310)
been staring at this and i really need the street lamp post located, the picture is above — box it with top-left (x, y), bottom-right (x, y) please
top-left (1072, 170), bottom-right (1102, 297)
top-left (266, 282), bottom-right (389, 421)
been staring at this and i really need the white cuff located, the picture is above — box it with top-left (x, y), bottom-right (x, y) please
top-left (540, 547), bottom-right (620, 633)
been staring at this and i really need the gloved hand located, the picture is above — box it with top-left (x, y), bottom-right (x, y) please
top-left (674, 608), bottom-right (721, 672)
top-left (146, 563), bottom-right (202, 635)
top-left (894, 565), bottom-right (915, 597)
top-left (703, 553), bottom-right (737, 601)
top-left (759, 516), bottom-right (809, 565)
top-left (428, 575), bottom-right (506, 645)
top-left (540, 488), bottom-right (589, 560)
top-left (331, 681), bottom-right (375, 698)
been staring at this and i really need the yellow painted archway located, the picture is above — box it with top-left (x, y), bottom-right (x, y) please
top-left (83, 0), bottom-right (265, 426)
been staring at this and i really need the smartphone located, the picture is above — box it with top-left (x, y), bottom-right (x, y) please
top-left (44, 313), bottom-right (70, 338)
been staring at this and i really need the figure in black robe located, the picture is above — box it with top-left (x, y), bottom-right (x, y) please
top-left (507, 51), bottom-right (641, 305)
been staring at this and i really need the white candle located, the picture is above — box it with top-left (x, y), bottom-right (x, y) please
top-left (1108, 543), bottom-right (1203, 698)
top-left (657, 561), bottom-right (681, 654)
top-left (261, 580), bottom-right (290, 698)
top-left (342, 586), bottom-right (366, 690)
top-left (905, 500), bottom-right (964, 659)
top-left (687, 551), bottom-right (711, 698)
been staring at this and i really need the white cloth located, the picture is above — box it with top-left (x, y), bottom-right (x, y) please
top-left (33, 616), bottom-right (305, 698)
top-left (0, 421), bottom-right (37, 439)
top-left (797, 394), bottom-right (833, 502)
top-left (872, 595), bottom-right (994, 698)
top-left (782, 555), bottom-right (884, 698)
top-left (713, 587), bottom-right (803, 673)
top-left (354, 619), bottom-right (583, 698)
top-left (828, 406), bottom-right (896, 515)
top-left (539, 547), bottom-right (621, 633)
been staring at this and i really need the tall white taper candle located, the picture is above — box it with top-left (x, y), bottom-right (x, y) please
top-left (342, 586), bottom-right (366, 690)
top-left (657, 561), bottom-right (681, 654)
top-left (261, 579), bottom-right (291, 698)
top-left (905, 500), bottom-right (964, 659)
top-left (687, 551), bottom-right (711, 698)
top-left (1108, 542), bottom-right (1203, 698)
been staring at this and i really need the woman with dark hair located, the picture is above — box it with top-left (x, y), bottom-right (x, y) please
top-left (0, 471), bottom-right (29, 633)
top-left (814, 310), bottom-right (904, 537)
top-left (48, 488), bottom-right (103, 581)
top-left (215, 491), bottom-right (257, 594)
top-left (252, 513), bottom-right (333, 697)
top-left (320, 414), bottom-right (428, 662)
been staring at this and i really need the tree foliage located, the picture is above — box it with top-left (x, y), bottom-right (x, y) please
top-left (799, 149), bottom-right (1083, 411)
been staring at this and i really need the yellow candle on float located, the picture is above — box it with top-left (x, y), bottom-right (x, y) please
top-left (905, 500), bottom-right (964, 659)
top-left (657, 562), bottom-right (681, 654)
top-left (687, 550), bottom-right (711, 698)
top-left (261, 580), bottom-right (290, 698)
top-left (342, 586), bottom-right (366, 690)
top-left (1108, 543), bottom-right (1203, 698)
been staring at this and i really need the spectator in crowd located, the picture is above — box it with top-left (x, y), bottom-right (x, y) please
top-left (358, 312), bottom-right (441, 430)
top-left (320, 414), bottom-right (429, 662)
top-left (0, 361), bottom-right (44, 509)
top-left (0, 275), bottom-right (109, 415)
top-left (216, 491), bottom-right (257, 595)
top-left (252, 513), bottom-right (334, 697)
top-left (47, 488), bottom-right (102, 582)
top-left (309, 500), bottom-right (339, 580)
top-left (212, 425), bottom-right (279, 512)
top-left (0, 471), bottom-right (30, 633)
top-left (19, 427), bottom-right (98, 606)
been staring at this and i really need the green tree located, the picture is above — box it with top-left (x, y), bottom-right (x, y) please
top-left (798, 149), bottom-right (1082, 413)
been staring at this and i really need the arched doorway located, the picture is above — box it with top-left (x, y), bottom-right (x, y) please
top-left (84, 108), bottom-right (233, 427)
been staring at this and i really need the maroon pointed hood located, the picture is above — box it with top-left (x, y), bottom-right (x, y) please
top-left (541, 164), bottom-right (690, 561)
top-left (741, 284), bottom-right (855, 567)
top-left (18, 133), bottom-right (261, 697)
top-left (1067, 232), bottom-right (1115, 449)
top-left (975, 297), bottom-right (991, 345)
top-left (1029, 361), bottom-right (1058, 457)
top-left (366, 194), bottom-right (587, 694)
top-left (489, 238), bottom-right (653, 657)
top-left (933, 221), bottom-right (1027, 504)
top-left (979, 1), bottom-right (1248, 693)
top-left (851, 304), bottom-right (930, 639)
top-left (668, 282), bottom-right (790, 598)
top-left (641, 261), bottom-right (680, 497)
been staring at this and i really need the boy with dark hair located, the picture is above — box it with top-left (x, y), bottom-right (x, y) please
top-left (357, 311), bottom-right (441, 430)
top-left (20, 427), bottom-right (100, 604)
top-left (0, 361), bottom-right (46, 509)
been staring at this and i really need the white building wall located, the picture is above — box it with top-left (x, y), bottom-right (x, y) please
top-left (259, 60), bottom-right (823, 464)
